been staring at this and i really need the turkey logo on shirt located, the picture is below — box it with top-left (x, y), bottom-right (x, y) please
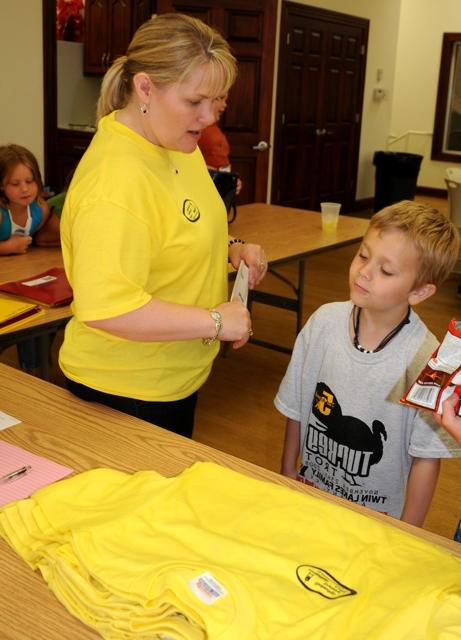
top-left (304, 382), bottom-right (387, 485)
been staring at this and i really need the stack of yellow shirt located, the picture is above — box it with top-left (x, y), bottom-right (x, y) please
top-left (1, 462), bottom-right (460, 639)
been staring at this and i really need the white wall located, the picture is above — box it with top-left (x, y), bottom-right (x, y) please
top-left (390, 0), bottom-right (461, 189)
top-left (0, 1), bottom-right (44, 174)
top-left (57, 41), bottom-right (100, 129)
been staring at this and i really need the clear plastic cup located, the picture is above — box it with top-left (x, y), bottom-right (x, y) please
top-left (320, 202), bottom-right (341, 231)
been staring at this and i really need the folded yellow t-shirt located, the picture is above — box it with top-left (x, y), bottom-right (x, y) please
top-left (1, 462), bottom-right (460, 639)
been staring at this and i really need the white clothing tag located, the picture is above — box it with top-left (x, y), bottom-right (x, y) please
top-left (230, 260), bottom-right (249, 306)
top-left (189, 571), bottom-right (227, 605)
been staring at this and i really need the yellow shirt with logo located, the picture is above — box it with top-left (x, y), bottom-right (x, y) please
top-left (59, 112), bottom-right (228, 401)
top-left (1, 462), bottom-right (460, 639)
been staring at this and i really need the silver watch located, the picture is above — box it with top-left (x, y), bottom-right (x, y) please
top-left (202, 308), bottom-right (223, 345)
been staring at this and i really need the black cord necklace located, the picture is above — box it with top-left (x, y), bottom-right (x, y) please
top-left (353, 305), bottom-right (411, 354)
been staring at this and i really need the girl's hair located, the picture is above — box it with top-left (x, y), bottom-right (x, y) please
top-left (369, 200), bottom-right (460, 287)
top-left (0, 144), bottom-right (43, 208)
top-left (97, 13), bottom-right (237, 121)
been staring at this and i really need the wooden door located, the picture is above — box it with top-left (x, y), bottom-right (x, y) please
top-left (272, 2), bottom-right (368, 212)
top-left (156, 0), bottom-right (276, 204)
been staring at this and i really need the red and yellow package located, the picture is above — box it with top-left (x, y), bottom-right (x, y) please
top-left (401, 319), bottom-right (461, 415)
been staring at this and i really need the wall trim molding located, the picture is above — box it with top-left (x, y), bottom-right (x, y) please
top-left (416, 186), bottom-right (447, 198)
top-left (353, 197), bottom-right (374, 212)
top-left (354, 187), bottom-right (446, 213)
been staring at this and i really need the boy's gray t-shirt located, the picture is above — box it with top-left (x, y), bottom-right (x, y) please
top-left (274, 301), bottom-right (460, 518)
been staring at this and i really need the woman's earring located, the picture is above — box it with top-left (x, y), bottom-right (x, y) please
top-left (140, 104), bottom-right (149, 115)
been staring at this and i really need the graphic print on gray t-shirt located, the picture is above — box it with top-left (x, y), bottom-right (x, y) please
top-left (300, 382), bottom-right (387, 488)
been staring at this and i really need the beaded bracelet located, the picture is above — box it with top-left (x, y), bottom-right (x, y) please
top-left (228, 238), bottom-right (245, 246)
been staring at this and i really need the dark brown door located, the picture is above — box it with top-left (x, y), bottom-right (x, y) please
top-left (156, 0), bottom-right (276, 204)
top-left (272, 2), bottom-right (368, 212)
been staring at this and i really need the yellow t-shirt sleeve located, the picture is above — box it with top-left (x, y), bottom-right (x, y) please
top-left (68, 202), bottom-right (153, 321)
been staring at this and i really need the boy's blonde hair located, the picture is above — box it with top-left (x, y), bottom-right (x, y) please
top-left (0, 144), bottom-right (44, 208)
top-left (369, 200), bottom-right (460, 287)
top-left (97, 13), bottom-right (237, 121)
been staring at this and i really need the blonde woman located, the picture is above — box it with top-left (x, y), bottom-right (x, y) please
top-left (59, 13), bottom-right (267, 437)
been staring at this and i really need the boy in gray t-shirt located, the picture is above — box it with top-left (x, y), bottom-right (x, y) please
top-left (275, 201), bottom-right (461, 525)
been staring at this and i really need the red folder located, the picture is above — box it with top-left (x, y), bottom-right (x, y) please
top-left (0, 267), bottom-right (73, 307)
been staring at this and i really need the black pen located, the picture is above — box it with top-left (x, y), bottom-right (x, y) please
top-left (0, 465), bottom-right (32, 484)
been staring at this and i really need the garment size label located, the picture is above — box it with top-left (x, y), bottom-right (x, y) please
top-left (189, 571), bottom-right (227, 605)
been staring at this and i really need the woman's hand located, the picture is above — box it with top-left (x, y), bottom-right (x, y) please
top-left (228, 241), bottom-right (268, 288)
top-left (215, 300), bottom-right (252, 350)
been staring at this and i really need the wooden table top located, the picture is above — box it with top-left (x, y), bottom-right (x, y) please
top-left (0, 246), bottom-right (70, 335)
top-left (231, 203), bottom-right (369, 266)
top-left (0, 364), bottom-right (459, 639)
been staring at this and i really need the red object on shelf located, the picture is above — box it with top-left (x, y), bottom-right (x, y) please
top-left (56, 0), bottom-right (84, 42)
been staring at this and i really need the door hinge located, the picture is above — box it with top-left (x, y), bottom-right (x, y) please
top-left (282, 113), bottom-right (285, 125)
top-left (287, 32), bottom-right (290, 46)
top-left (360, 44), bottom-right (365, 55)
top-left (355, 113), bottom-right (360, 123)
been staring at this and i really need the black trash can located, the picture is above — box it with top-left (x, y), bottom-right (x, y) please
top-left (372, 151), bottom-right (423, 212)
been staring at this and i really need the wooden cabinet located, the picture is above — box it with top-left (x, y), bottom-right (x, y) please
top-left (53, 129), bottom-right (94, 191)
top-left (84, 0), bottom-right (155, 75)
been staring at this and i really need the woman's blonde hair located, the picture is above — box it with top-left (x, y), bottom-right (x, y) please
top-left (0, 144), bottom-right (43, 208)
top-left (97, 13), bottom-right (237, 121)
top-left (369, 200), bottom-right (460, 287)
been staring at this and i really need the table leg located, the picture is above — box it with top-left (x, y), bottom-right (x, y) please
top-left (38, 334), bottom-right (50, 380)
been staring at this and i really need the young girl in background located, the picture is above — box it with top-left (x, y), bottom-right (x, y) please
top-left (0, 144), bottom-right (60, 254)
top-left (0, 144), bottom-right (60, 373)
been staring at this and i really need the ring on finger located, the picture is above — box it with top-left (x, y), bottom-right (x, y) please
top-left (248, 328), bottom-right (254, 336)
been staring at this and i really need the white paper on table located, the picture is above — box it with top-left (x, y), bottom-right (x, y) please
top-left (0, 411), bottom-right (21, 430)
top-left (230, 260), bottom-right (249, 306)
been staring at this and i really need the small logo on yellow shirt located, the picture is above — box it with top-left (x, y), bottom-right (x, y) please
top-left (296, 565), bottom-right (357, 599)
top-left (183, 199), bottom-right (200, 222)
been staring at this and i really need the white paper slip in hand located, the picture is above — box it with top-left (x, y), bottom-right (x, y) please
top-left (231, 260), bottom-right (249, 306)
